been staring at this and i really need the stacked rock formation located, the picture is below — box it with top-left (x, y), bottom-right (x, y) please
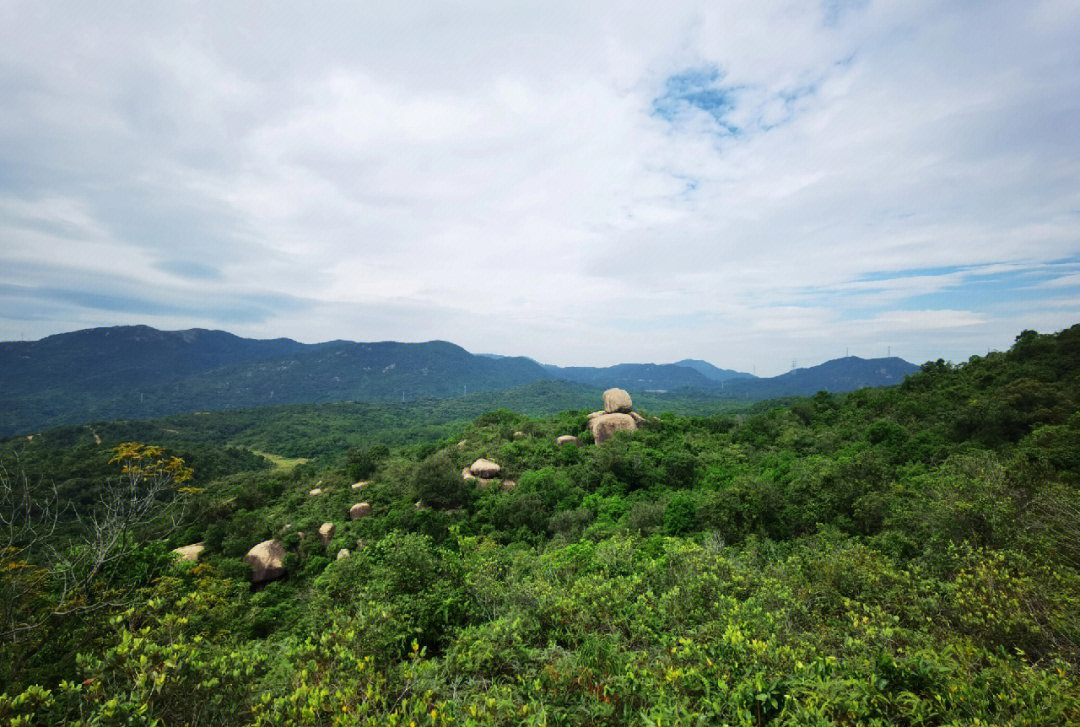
top-left (588, 388), bottom-right (647, 444)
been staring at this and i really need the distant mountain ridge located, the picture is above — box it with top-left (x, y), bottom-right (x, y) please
top-left (0, 325), bottom-right (919, 436)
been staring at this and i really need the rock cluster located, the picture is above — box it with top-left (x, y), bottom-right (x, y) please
top-left (588, 388), bottom-right (648, 444)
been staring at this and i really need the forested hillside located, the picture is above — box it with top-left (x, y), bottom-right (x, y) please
top-left (0, 326), bottom-right (914, 437)
top-left (2, 325), bottom-right (1079, 724)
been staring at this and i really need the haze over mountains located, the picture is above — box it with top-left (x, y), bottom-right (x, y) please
top-left (0, 325), bottom-right (919, 436)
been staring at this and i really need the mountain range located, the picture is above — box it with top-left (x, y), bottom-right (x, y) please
top-left (0, 325), bottom-right (919, 436)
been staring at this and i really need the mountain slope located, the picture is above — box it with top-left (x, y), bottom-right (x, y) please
top-left (0, 326), bottom-right (920, 437)
top-left (719, 356), bottom-right (919, 398)
top-left (673, 358), bottom-right (756, 382)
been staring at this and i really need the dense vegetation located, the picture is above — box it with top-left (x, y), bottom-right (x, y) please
top-left (2, 325), bottom-right (1079, 724)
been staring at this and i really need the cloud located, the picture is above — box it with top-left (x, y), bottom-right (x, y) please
top-left (1, 1), bottom-right (1079, 373)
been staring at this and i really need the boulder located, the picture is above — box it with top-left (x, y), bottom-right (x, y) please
top-left (318, 522), bottom-right (335, 547)
top-left (513, 430), bottom-right (526, 439)
top-left (351, 481), bottom-right (368, 490)
top-left (590, 413), bottom-right (637, 444)
top-left (309, 487), bottom-right (324, 496)
top-left (500, 480), bottom-right (517, 491)
top-left (336, 548), bottom-right (350, 560)
top-left (461, 467), bottom-right (476, 481)
top-left (602, 388), bottom-right (633, 414)
top-left (470, 458), bottom-right (501, 478)
top-left (172, 543), bottom-right (205, 562)
top-left (244, 539), bottom-right (286, 583)
top-left (587, 410), bottom-right (605, 423)
top-left (556, 435), bottom-right (581, 447)
top-left (349, 502), bottom-right (372, 520)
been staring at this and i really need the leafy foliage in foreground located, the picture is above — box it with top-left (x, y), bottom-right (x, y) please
top-left (2, 324), bottom-right (1080, 724)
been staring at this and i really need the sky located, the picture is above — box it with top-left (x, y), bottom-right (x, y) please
top-left (2, 1), bottom-right (1079, 375)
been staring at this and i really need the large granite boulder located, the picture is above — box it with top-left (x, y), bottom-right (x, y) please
top-left (470, 458), bottom-right (501, 478)
top-left (590, 413), bottom-right (637, 444)
top-left (244, 539), bottom-right (286, 583)
top-left (602, 388), bottom-right (633, 414)
top-left (349, 502), bottom-right (372, 520)
top-left (172, 543), bottom-right (205, 562)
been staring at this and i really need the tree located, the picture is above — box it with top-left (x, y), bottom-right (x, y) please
top-left (1, 443), bottom-right (192, 682)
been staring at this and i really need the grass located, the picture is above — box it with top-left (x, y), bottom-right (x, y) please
top-left (248, 448), bottom-right (310, 471)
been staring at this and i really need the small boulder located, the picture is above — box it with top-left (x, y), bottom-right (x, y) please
top-left (590, 412), bottom-right (637, 444)
top-left (336, 548), bottom-right (350, 560)
top-left (172, 543), bottom-right (205, 562)
top-left (500, 480), bottom-right (517, 491)
top-left (461, 467), bottom-right (476, 481)
top-left (415, 500), bottom-right (429, 510)
top-left (470, 458), bottom-right (501, 478)
top-left (349, 502), bottom-right (372, 520)
top-left (244, 539), bottom-right (286, 583)
top-left (318, 522), bottom-right (335, 547)
top-left (602, 388), bottom-right (633, 414)
top-left (513, 430), bottom-right (526, 439)
top-left (309, 487), bottom-right (324, 496)
top-left (351, 481), bottom-right (368, 490)
top-left (556, 435), bottom-right (581, 447)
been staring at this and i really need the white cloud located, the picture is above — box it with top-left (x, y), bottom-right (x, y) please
top-left (1, 1), bottom-right (1079, 373)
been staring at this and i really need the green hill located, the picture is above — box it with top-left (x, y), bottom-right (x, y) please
top-left (3, 324), bottom-right (1079, 724)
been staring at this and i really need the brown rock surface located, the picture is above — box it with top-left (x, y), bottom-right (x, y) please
top-left (244, 539), bottom-right (286, 583)
top-left (470, 458), bottom-right (501, 478)
top-left (602, 388), bottom-right (633, 414)
top-left (589, 412), bottom-right (637, 444)
top-left (172, 543), bottom-right (205, 562)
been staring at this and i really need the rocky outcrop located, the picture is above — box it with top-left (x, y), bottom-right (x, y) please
top-left (244, 539), bottom-right (286, 583)
top-left (172, 543), bottom-right (205, 562)
top-left (470, 458), bottom-right (501, 478)
top-left (349, 502), bottom-right (372, 520)
top-left (590, 413), bottom-right (637, 444)
top-left (318, 522), bottom-right (335, 547)
top-left (556, 435), bottom-right (581, 447)
top-left (603, 388), bottom-right (633, 414)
